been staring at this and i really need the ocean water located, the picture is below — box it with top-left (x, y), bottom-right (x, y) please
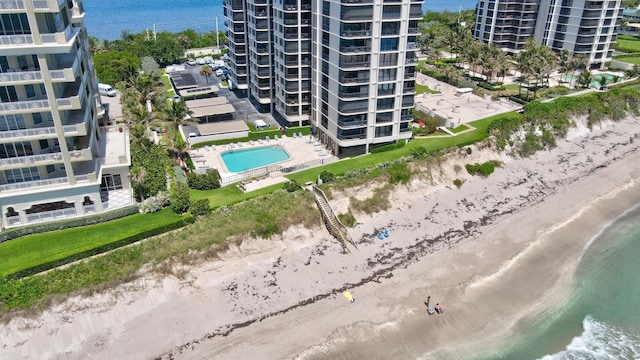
top-left (476, 204), bottom-right (640, 360)
top-left (82, 0), bottom-right (479, 40)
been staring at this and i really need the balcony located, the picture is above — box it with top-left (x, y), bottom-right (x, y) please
top-left (30, 0), bottom-right (66, 12)
top-left (0, 98), bottom-right (49, 115)
top-left (70, 0), bottom-right (85, 23)
top-left (341, 0), bottom-right (374, 4)
top-left (340, 45), bottom-right (371, 53)
top-left (0, 147), bottom-right (91, 171)
top-left (49, 52), bottom-right (81, 82)
top-left (340, 76), bottom-right (369, 84)
top-left (341, 30), bottom-right (372, 37)
top-left (57, 77), bottom-right (85, 110)
top-left (40, 24), bottom-right (78, 46)
top-left (340, 60), bottom-right (370, 69)
top-left (0, 68), bottom-right (43, 85)
top-left (405, 56), bottom-right (418, 65)
top-left (339, 90), bottom-right (369, 98)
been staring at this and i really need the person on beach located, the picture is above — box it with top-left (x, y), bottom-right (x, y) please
top-left (435, 303), bottom-right (443, 314)
top-left (425, 296), bottom-right (435, 315)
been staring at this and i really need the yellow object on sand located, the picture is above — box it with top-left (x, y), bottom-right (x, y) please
top-left (343, 291), bottom-right (353, 302)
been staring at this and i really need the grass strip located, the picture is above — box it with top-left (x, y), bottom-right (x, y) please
top-left (0, 209), bottom-right (190, 277)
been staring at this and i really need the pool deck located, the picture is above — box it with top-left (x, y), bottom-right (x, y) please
top-left (189, 134), bottom-right (336, 187)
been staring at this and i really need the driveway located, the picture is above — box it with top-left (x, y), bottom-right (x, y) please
top-left (99, 93), bottom-right (123, 123)
top-left (177, 65), bottom-right (278, 129)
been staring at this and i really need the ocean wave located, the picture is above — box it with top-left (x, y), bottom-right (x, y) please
top-left (538, 316), bottom-right (640, 360)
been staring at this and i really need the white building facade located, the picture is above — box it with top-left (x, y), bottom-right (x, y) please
top-left (474, 0), bottom-right (623, 69)
top-left (224, 0), bottom-right (422, 156)
top-left (0, 0), bottom-right (132, 229)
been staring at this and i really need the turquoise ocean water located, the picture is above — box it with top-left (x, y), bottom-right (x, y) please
top-left (475, 204), bottom-right (640, 360)
top-left (82, 0), bottom-right (479, 40)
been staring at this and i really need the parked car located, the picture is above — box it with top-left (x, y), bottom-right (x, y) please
top-left (215, 69), bottom-right (224, 77)
top-left (98, 83), bottom-right (117, 97)
top-left (186, 59), bottom-right (196, 66)
top-left (196, 58), bottom-right (206, 65)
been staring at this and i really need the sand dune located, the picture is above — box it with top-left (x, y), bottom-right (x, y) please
top-left (1, 117), bottom-right (639, 360)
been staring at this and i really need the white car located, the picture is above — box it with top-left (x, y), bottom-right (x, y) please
top-left (196, 58), bottom-right (206, 65)
top-left (186, 59), bottom-right (196, 66)
top-left (215, 69), bottom-right (224, 77)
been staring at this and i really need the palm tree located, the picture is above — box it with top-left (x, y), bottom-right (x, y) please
top-left (596, 75), bottom-right (609, 90)
top-left (124, 73), bottom-right (164, 105)
top-left (199, 65), bottom-right (213, 84)
top-left (130, 166), bottom-right (147, 201)
top-left (576, 68), bottom-right (592, 89)
top-left (161, 100), bottom-right (197, 144)
top-left (557, 50), bottom-right (572, 83)
top-left (570, 53), bottom-right (588, 89)
top-left (515, 51), bottom-right (530, 98)
top-left (496, 53), bottom-right (511, 98)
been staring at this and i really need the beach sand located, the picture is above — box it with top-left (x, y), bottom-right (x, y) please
top-left (1, 117), bottom-right (640, 360)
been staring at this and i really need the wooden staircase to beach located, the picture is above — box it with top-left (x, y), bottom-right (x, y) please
top-left (310, 186), bottom-right (356, 252)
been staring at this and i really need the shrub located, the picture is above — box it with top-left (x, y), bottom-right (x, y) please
top-left (139, 191), bottom-right (170, 213)
top-left (131, 140), bottom-right (168, 199)
top-left (466, 160), bottom-right (501, 177)
top-left (477, 82), bottom-right (505, 91)
top-left (170, 183), bottom-right (191, 214)
top-left (453, 179), bottom-right (463, 188)
top-left (319, 171), bottom-right (335, 184)
top-left (190, 198), bottom-right (212, 218)
top-left (0, 206), bottom-right (140, 243)
top-left (337, 212), bottom-right (356, 227)
top-left (388, 162), bottom-right (411, 184)
top-left (466, 147), bottom-right (472, 154)
top-left (410, 146), bottom-right (430, 159)
top-left (253, 212), bottom-right (278, 239)
top-left (187, 169), bottom-right (221, 190)
top-left (283, 180), bottom-right (302, 192)
top-left (370, 140), bottom-right (407, 154)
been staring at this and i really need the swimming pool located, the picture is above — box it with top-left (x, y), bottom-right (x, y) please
top-left (564, 73), bottom-right (623, 88)
top-left (221, 146), bottom-right (291, 172)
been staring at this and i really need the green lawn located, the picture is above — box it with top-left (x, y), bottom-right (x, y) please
top-left (0, 209), bottom-right (186, 277)
top-left (161, 74), bottom-right (175, 98)
top-left (416, 83), bottom-right (439, 95)
top-left (615, 39), bottom-right (640, 52)
top-left (616, 57), bottom-right (640, 65)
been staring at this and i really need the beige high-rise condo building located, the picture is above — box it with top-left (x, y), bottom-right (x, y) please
top-left (224, 0), bottom-right (423, 156)
top-left (0, 0), bottom-right (132, 229)
top-left (474, 0), bottom-right (623, 69)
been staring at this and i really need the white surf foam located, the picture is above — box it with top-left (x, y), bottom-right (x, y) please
top-left (538, 316), bottom-right (640, 360)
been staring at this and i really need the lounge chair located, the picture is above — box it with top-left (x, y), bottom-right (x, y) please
top-left (258, 139), bottom-right (264, 144)
top-left (275, 134), bottom-right (279, 140)
top-left (266, 136), bottom-right (270, 141)
top-left (205, 145), bottom-right (211, 151)
top-left (211, 144), bottom-right (216, 151)
top-left (292, 133), bottom-right (297, 139)
top-left (238, 142), bottom-right (243, 147)
top-left (249, 140), bottom-right (255, 145)
top-left (298, 132), bottom-right (303, 138)
top-left (319, 150), bottom-right (328, 156)
top-left (230, 143), bottom-right (235, 148)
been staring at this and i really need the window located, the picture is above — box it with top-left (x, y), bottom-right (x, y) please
top-left (0, 114), bottom-right (25, 131)
top-left (0, 86), bottom-right (18, 102)
top-left (25, 84), bottom-right (36, 98)
top-left (380, 37), bottom-right (398, 51)
top-left (0, 142), bottom-right (33, 158)
top-left (0, 13), bottom-right (31, 35)
top-left (101, 174), bottom-right (123, 191)
top-left (379, 53), bottom-right (397, 66)
top-left (375, 125), bottom-right (393, 137)
top-left (5, 167), bottom-right (40, 183)
top-left (377, 83), bottom-right (395, 96)
top-left (32, 113), bottom-right (43, 124)
top-left (377, 98), bottom-right (394, 110)
top-left (378, 68), bottom-right (397, 82)
top-left (376, 112), bottom-right (393, 123)
top-left (46, 164), bottom-right (55, 173)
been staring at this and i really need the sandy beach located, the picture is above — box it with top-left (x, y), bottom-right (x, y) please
top-left (1, 116), bottom-right (640, 360)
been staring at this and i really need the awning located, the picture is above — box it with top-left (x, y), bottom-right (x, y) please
top-left (190, 103), bottom-right (236, 118)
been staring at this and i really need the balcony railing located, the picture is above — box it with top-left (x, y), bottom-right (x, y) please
top-left (0, 69), bottom-right (43, 84)
top-left (40, 25), bottom-right (76, 45)
top-left (0, 98), bottom-right (49, 114)
top-left (0, 125), bottom-right (82, 142)
top-left (27, 207), bottom-right (76, 224)
top-left (0, 1), bottom-right (26, 11)
top-left (0, 34), bottom-right (34, 46)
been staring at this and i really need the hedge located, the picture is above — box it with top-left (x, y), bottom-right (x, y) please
top-left (0, 206), bottom-right (140, 244)
top-left (370, 139), bottom-right (407, 154)
top-left (6, 215), bottom-right (195, 279)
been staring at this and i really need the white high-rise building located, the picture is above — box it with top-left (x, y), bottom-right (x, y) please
top-left (224, 0), bottom-right (423, 156)
top-left (474, 0), bottom-right (623, 69)
top-left (0, 0), bottom-right (132, 229)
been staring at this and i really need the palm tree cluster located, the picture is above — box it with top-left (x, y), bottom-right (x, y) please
top-left (418, 19), bottom-right (602, 101)
top-left (120, 69), bottom-right (198, 194)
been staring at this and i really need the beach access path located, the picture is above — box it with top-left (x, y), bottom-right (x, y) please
top-left (1, 117), bottom-right (640, 360)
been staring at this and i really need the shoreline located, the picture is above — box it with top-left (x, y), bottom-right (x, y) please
top-left (1, 117), bottom-right (639, 359)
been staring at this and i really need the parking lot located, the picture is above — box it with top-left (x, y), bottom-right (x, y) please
top-left (171, 63), bottom-right (278, 129)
